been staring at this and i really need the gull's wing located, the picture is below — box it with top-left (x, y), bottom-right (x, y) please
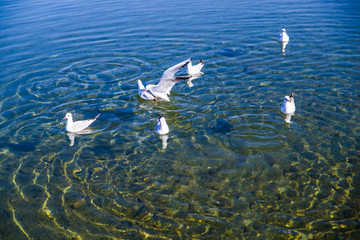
top-left (160, 58), bottom-right (191, 81)
top-left (148, 59), bottom-right (191, 99)
top-left (187, 60), bottom-right (204, 75)
top-left (69, 115), bottom-right (100, 132)
top-left (71, 120), bottom-right (94, 132)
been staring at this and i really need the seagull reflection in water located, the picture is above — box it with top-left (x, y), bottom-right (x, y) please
top-left (66, 129), bottom-right (93, 146)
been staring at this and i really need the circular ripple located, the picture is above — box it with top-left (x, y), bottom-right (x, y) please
top-left (59, 56), bottom-right (151, 85)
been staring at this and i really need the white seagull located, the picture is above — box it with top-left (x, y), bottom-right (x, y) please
top-left (281, 92), bottom-right (295, 114)
top-left (187, 59), bottom-right (204, 75)
top-left (63, 113), bottom-right (100, 133)
top-left (278, 27), bottom-right (289, 53)
top-left (278, 27), bottom-right (289, 42)
top-left (138, 58), bottom-right (191, 102)
top-left (154, 113), bottom-right (169, 135)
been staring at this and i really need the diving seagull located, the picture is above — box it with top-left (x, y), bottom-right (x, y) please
top-left (138, 58), bottom-right (191, 101)
top-left (278, 27), bottom-right (289, 53)
top-left (63, 113), bottom-right (100, 133)
top-left (281, 92), bottom-right (295, 114)
top-left (187, 59), bottom-right (204, 75)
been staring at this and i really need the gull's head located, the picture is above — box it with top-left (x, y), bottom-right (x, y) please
top-left (282, 27), bottom-right (286, 32)
top-left (284, 92), bottom-right (294, 102)
top-left (63, 113), bottom-right (72, 120)
top-left (290, 91), bottom-right (294, 98)
top-left (157, 113), bottom-right (166, 126)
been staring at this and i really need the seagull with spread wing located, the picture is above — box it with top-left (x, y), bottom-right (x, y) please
top-left (138, 58), bottom-right (191, 102)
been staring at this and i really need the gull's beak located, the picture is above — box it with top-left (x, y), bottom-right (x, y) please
top-left (63, 117), bottom-right (66, 120)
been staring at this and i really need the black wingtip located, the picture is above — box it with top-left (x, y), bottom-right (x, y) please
top-left (183, 61), bottom-right (190, 68)
top-left (92, 114), bottom-right (100, 121)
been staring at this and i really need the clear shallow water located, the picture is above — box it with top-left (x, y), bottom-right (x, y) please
top-left (1, 0), bottom-right (360, 239)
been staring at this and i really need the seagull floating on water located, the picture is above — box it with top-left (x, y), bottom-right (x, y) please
top-left (278, 27), bottom-right (289, 53)
top-left (154, 113), bottom-right (169, 149)
top-left (187, 59), bottom-right (204, 75)
top-left (138, 58), bottom-right (193, 102)
top-left (63, 113), bottom-right (100, 133)
top-left (154, 113), bottom-right (169, 135)
top-left (281, 92), bottom-right (295, 114)
top-left (278, 27), bottom-right (289, 42)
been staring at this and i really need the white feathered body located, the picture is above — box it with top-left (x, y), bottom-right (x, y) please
top-left (281, 96), bottom-right (295, 114)
top-left (278, 28), bottom-right (289, 42)
top-left (155, 117), bottom-right (169, 135)
top-left (146, 83), bottom-right (171, 101)
top-left (64, 113), bottom-right (100, 133)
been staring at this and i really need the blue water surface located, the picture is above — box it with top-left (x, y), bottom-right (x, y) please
top-left (1, 0), bottom-right (360, 239)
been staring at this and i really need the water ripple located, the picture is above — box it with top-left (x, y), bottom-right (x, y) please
top-left (1, 0), bottom-right (360, 239)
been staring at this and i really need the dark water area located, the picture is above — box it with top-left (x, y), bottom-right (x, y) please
top-left (1, 0), bottom-right (360, 239)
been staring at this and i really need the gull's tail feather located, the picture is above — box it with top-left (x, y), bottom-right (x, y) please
top-left (138, 79), bottom-right (145, 89)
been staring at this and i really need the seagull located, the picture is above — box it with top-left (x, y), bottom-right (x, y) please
top-left (281, 92), bottom-right (295, 114)
top-left (187, 59), bottom-right (204, 75)
top-left (63, 113), bottom-right (100, 133)
top-left (138, 58), bottom-right (191, 101)
top-left (154, 113), bottom-right (169, 135)
top-left (278, 27), bottom-right (289, 42)
top-left (278, 27), bottom-right (289, 53)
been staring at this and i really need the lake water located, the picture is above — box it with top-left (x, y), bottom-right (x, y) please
top-left (1, 0), bottom-right (360, 239)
